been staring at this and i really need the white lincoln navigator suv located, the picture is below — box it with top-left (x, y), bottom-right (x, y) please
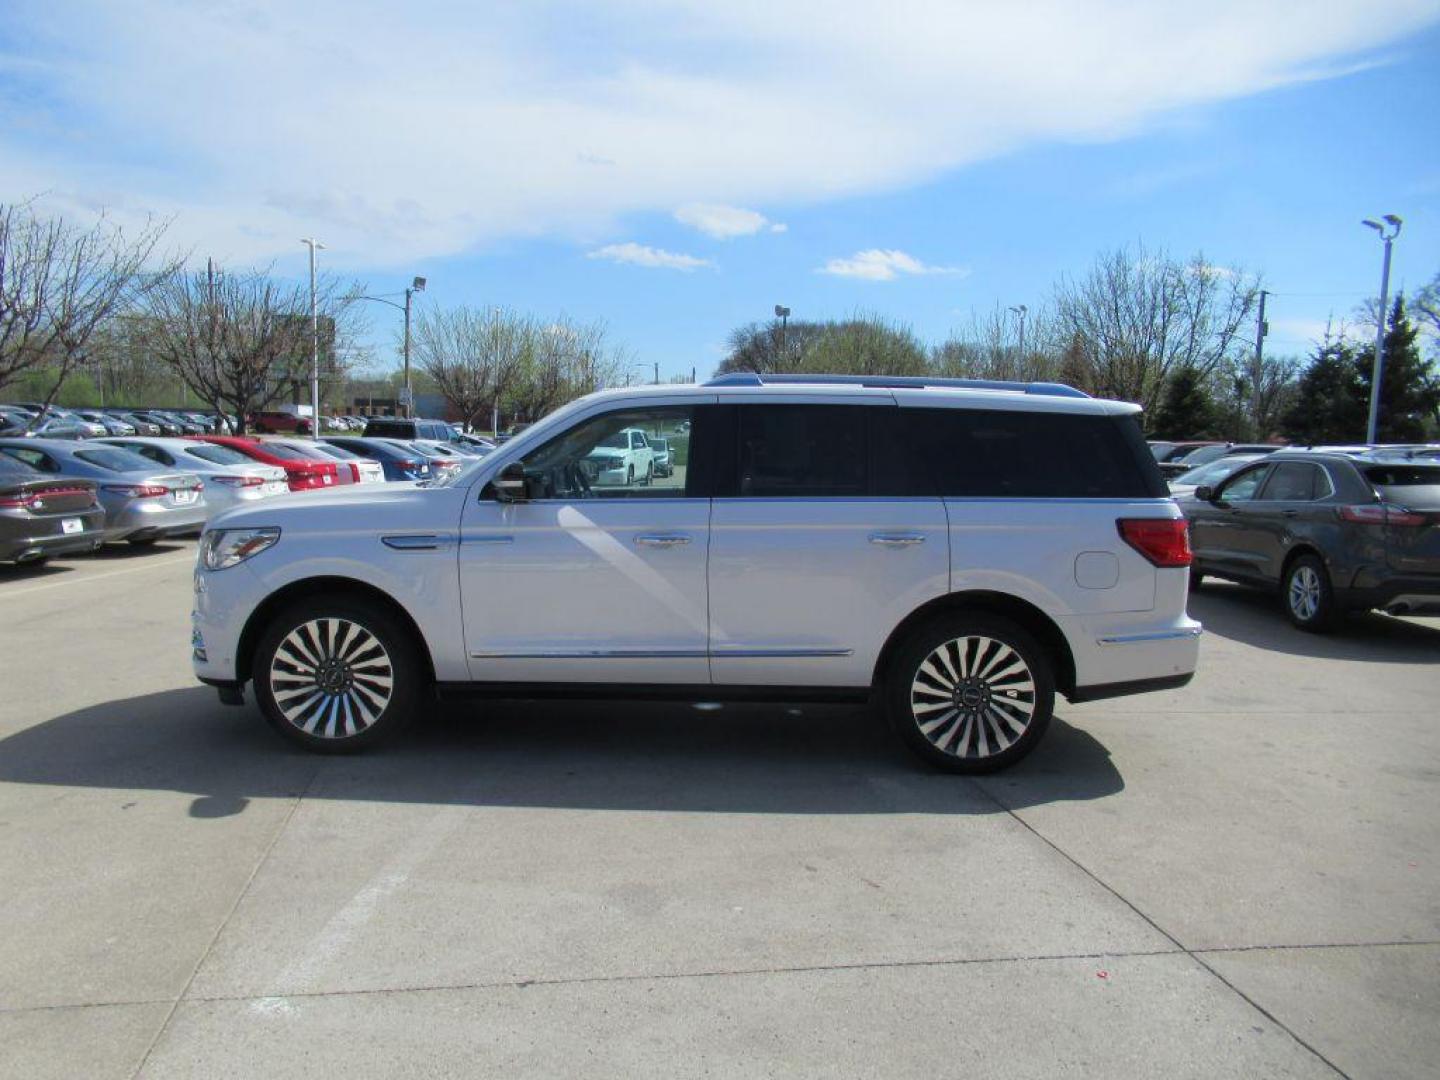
top-left (192, 374), bottom-right (1201, 773)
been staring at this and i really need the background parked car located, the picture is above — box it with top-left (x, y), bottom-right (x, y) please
top-left (0, 453), bottom-right (106, 565)
top-left (1181, 450), bottom-right (1440, 630)
top-left (584, 426), bottom-right (656, 486)
top-left (74, 410), bottom-right (137, 436)
top-left (0, 438), bottom-right (206, 545)
top-left (1162, 442), bottom-right (1284, 478)
top-left (323, 437), bottom-right (434, 482)
top-left (192, 435), bottom-right (342, 491)
top-left (650, 436), bottom-right (674, 478)
top-left (107, 410), bottom-right (163, 436)
top-left (250, 410), bottom-right (314, 434)
top-left (264, 437), bottom-right (384, 484)
top-left (362, 416), bottom-right (464, 444)
top-left (404, 439), bottom-right (464, 479)
top-left (98, 437), bottom-right (289, 515)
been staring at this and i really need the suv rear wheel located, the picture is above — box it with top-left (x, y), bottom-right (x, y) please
top-left (886, 614), bottom-right (1054, 773)
top-left (1283, 554), bottom-right (1338, 633)
top-left (253, 595), bottom-right (424, 752)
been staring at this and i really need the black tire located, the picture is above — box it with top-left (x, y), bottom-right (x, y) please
top-left (1282, 554), bottom-right (1338, 633)
top-left (644, 461), bottom-right (654, 486)
top-left (886, 614), bottom-right (1055, 774)
top-left (626, 464), bottom-right (635, 485)
top-left (253, 594), bottom-right (426, 753)
top-left (1189, 567), bottom-right (1204, 592)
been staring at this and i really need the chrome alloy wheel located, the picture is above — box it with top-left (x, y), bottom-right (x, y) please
top-left (1288, 565), bottom-right (1322, 622)
top-left (268, 618), bottom-right (394, 738)
top-left (909, 636), bottom-right (1036, 759)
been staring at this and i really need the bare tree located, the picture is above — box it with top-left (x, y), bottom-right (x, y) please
top-left (505, 316), bottom-right (630, 423)
top-left (143, 265), bottom-right (364, 433)
top-left (933, 305), bottom-right (1060, 383)
top-left (1051, 246), bottom-right (1260, 408)
top-left (410, 306), bottom-right (533, 431)
top-left (0, 200), bottom-right (175, 418)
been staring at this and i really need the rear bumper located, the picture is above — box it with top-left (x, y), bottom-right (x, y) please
top-left (1058, 613), bottom-right (1203, 698)
top-left (1342, 575), bottom-right (1440, 615)
top-left (108, 501), bottom-right (209, 540)
top-left (0, 508), bottom-right (108, 562)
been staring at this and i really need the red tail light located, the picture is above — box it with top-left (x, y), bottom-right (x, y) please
top-left (0, 492), bottom-right (31, 509)
top-left (101, 483), bottom-right (169, 498)
top-left (1339, 503), bottom-right (1426, 527)
top-left (1118, 517), bottom-right (1192, 568)
top-left (210, 474), bottom-right (265, 487)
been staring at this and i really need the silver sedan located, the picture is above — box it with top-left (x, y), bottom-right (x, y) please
top-left (97, 437), bottom-right (289, 516)
top-left (0, 438), bottom-right (208, 545)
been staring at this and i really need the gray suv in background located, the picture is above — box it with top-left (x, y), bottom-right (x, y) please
top-left (362, 417), bottom-right (463, 444)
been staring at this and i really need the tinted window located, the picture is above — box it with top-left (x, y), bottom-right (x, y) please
top-left (913, 408), bottom-right (1158, 498)
top-left (1258, 462), bottom-right (1322, 501)
top-left (2, 447), bottom-right (55, 471)
top-left (364, 419), bottom-right (415, 438)
top-left (737, 405), bottom-right (866, 498)
top-left (0, 453), bottom-right (40, 477)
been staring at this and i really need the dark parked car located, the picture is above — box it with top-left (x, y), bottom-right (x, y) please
top-left (1181, 451), bottom-right (1440, 630)
top-left (0, 454), bottom-right (106, 565)
top-left (107, 410), bottom-right (163, 436)
top-left (362, 417), bottom-right (462, 444)
top-left (1163, 442), bottom-right (1283, 478)
top-left (324, 437), bottom-right (434, 481)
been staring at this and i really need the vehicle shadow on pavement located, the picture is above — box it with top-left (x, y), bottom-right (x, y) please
top-left (1190, 583), bottom-right (1440, 662)
top-left (0, 687), bottom-right (1123, 818)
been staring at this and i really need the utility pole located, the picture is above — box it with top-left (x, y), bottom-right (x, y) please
top-left (1252, 289), bottom-right (1268, 438)
top-left (1362, 216), bottom-right (1402, 445)
top-left (1009, 305), bottom-right (1028, 362)
top-left (654, 361), bottom-right (660, 385)
top-left (774, 304), bottom-right (791, 365)
top-left (402, 277), bottom-right (425, 418)
top-left (301, 238), bottom-right (324, 440)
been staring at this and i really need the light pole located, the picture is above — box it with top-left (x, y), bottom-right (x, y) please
top-left (352, 277), bottom-right (426, 418)
top-left (1361, 215), bottom-right (1402, 444)
top-left (1008, 304), bottom-right (1028, 359)
top-left (301, 238), bottom-right (325, 440)
top-left (774, 304), bottom-right (790, 364)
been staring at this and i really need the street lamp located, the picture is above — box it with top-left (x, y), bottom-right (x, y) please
top-left (1361, 215), bottom-right (1402, 444)
top-left (352, 276), bottom-right (426, 418)
top-left (774, 304), bottom-right (791, 362)
top-left (1008, 304), bottom-right (1028, 358)
top-left (300, 238), bottom-right (325, 440)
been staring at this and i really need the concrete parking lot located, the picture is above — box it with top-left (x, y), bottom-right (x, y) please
top-left (1, 543), bottom-right (1437, 1079)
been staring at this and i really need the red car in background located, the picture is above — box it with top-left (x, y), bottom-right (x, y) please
top-left (189, 436), bottom-right (342, 492)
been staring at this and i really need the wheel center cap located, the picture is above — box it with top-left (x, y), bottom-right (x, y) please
top-left (960, 686), bottom-right (985, 708)
top-left (316, 660), bottom-right (350, 692)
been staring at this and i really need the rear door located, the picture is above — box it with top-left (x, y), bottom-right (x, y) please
top-left (706, 401), bottom-right (949, 687)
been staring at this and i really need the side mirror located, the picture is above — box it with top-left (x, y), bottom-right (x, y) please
top-left (1194, 485), bottom-right (1215, 503)
top-left (492, 461), bottom-right (528, 502)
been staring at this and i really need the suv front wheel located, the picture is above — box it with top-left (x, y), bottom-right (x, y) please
top-left (253, 595), bottom-right (424, 752)
top-left (886, 614), bottom-right (1055, 773)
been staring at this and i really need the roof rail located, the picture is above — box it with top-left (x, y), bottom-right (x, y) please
top-left (703, 372), bottom-right (1090, 398)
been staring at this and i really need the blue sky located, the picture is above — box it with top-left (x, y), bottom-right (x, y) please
top-left (3, 1), bottom-right (1438, 381)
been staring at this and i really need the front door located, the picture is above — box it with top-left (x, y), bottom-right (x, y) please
top-left (1189, 461), bottom-right (1273, 580)
top-left (459, 401), bottom-right (713, 685)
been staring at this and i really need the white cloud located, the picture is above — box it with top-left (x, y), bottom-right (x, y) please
top-left (675, 203), bottom-right (785, 238)
top-left (0, 1), bottom-right (1435, 266)
top-left (588, 242), bottom-right (713, 271)
top-left (820, 249), bottom-right (966, 281)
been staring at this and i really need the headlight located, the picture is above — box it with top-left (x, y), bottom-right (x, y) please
top-left (200, 527), bottom-right (280, 570)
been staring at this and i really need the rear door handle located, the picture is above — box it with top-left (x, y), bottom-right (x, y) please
top-left (1281, 510), bottom-right (1299, 518)
top-left (869, 533), bottom-right (927, 547)
top-left (635, 533), bottom-right (692, 547)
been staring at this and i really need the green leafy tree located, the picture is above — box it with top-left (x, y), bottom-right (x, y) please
top-left (1149, 366), bottom-right (1218, 438)
top-left (1281, 339), bottom-right (1366, 444)
top-left (1352, 297), bottom-right (1440, 442)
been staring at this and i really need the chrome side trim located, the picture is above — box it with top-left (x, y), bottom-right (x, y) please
top-left (381, 534), bottom-right (452, 551)
top-left (1097, 627), bottom-right (1204, 646)
top-left (468, 647), bottom-right (854, 659)
top-left (461, 534), bottom-right (515, 545)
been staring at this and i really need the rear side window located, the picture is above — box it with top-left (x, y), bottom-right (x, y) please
top-left (365, 420), bottom-right (414, 438)
top-left (736, 405), bottom-right (867, 497)
top-left (913, 408), bottom-right (1162, 498)
top-left (1364, 465), bottom-right (1440, 507)
top-left (1259, 462), bottom-right (1329, 501)
top-left (184, 444), bottom-right (251, 466)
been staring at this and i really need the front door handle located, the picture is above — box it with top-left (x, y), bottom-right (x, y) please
top-left (1281, 509), bottom-right (1299, 518)
top-left (634, 533), bottom-right (692, 547)
top-left (869, 533), bottom-right (927, 547)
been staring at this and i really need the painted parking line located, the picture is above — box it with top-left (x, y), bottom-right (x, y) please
top-left (1, 549), bottom-right (196, 600)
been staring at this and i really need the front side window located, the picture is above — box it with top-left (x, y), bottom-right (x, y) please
top-left (513, 406), bottom-right (695, 499)
top-left (1217, 465), bottom-right (1270, 503)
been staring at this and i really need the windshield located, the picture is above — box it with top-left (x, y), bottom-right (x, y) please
top-left (597, 432), bottom-right (628, 449)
